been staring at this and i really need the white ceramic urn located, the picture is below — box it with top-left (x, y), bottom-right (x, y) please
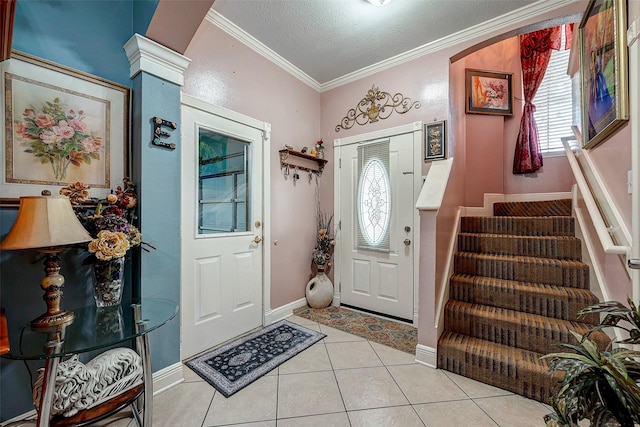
top-left (305, 272), bottom-right (333, 308)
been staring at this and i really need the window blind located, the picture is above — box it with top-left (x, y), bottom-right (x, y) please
top-left (532, 29), bottom-right (572, 154)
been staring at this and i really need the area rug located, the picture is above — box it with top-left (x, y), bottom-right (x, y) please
top-left (185, 320), bottom-right (325, 397)
top-left (293, 306), bottom-right (417, 354)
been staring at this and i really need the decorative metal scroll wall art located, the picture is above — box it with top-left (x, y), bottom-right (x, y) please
top-left (335, 85), bottom-right (421, 132)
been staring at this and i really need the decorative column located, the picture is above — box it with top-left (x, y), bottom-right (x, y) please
top-left (123, 34), bottom-right (190, 376)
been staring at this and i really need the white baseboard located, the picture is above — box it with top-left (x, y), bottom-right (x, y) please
top-left (415, 344), bottom-right (437, 368)
top-left (152, 361), bottom-right (184, 395)
top-left (265, 297), bottom-right (308, 325)
top-left (332, 292), bottom-right (340, 307)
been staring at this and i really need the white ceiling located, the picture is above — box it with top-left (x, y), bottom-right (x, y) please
top-left (211, 0), bottom-right (544, 86)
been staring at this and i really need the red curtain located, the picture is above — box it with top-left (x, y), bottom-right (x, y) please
top-left (513, 26), bottom-right (567, 174)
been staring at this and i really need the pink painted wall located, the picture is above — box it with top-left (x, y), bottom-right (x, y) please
top-left (174, 0), bottom-right (635, 352)
top-left (146, 0), bottom-right (214, 54)
top-left (321, 1), bottom-right (588, 350)
top-left (588, 127), bottom-right (632, 230)
top-left (459, 36), bottom-right (576, 206)
top-left (182, 23), bottom-right (322, 309)
top-left (319, 51), bottom-right (450, 215)
top-left (576, 192), bottom-right (631, 303)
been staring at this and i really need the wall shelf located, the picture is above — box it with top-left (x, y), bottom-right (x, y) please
top-left (279, 149), bottom-right (328, 175)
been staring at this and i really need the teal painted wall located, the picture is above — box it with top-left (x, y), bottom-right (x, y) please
top-left (131, 72), bottom-right (182, 369)
top-left (0, 1), bottom-right (183, 421)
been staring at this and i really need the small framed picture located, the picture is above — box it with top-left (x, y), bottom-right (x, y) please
top-left (424, 120), bottom-right (446, 161)
top-left (465, 69), bottom-right (513, 115)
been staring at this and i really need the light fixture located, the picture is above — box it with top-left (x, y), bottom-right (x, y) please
top-left (366, 0), bottom-right (394, 6)
top-left (0, 195), bottom-right (92, 329)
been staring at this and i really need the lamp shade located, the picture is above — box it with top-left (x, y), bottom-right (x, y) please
top-left (0, 196), bottom-right (92, 250)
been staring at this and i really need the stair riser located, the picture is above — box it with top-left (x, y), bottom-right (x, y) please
top-left (449, 277), bottom-right (600, 323)
top-left (457, 234), bottom-right (581, 260)
top-left (443, 303), bottom-right (608, 355)
top-left (437, 344), bottom-right (555, 402)
top-left (460, 217), bottom-right (575, 236)
top-left (493, 199), bottom-right (572, 217)
top-left (454, 254), bottom-right (590, 289)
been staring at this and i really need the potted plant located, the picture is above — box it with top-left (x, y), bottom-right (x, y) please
top-left (543, 297), bottom-right (640, 427)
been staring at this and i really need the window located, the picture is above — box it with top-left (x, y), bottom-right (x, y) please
top-left (357, 140), bottom-right (391, 251)
top-left (198, 128), bottom-right (250, 234)
top-left (532, 28), bottom-right (572, 155)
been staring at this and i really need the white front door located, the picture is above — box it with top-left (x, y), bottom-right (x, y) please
top-left (181, 96), bottom-right (266, 359)
top-left (335, 124), bottom-right (421, 322)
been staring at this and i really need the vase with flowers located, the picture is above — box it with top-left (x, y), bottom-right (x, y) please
top-left (315, 139), bottom-right (325, 159)
top-left (306, 198), bottom-right (336, 309)
top-left (60, 179), bottom-right (146, 307)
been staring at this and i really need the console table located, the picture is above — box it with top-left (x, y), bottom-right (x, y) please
top-left (3, 298), bottom-right (179, 427)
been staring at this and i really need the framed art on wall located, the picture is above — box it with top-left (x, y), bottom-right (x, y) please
top-left (1, 51), bottom-right (130, 199)
top-left (465, 69), bottom-right (513, 115)
top-left (424, 120), bottom-right (446, 161)
top-left (579, 0), bottom-right (628, 149)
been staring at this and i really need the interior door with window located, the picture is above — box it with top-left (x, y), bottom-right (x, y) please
top-left (181, 100), bottom-right (264, 359)
top-left (336, 128), bottom-right (419, 322)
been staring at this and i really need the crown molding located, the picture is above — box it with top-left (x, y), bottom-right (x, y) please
top-left (206, 10), bottom-right (322, 92)
top-left (124, 34), bottom-right (191, 86)
top-left (207, 0), bottom-right (578, 93)
top-left (320, 0), bottom-right (579, 91)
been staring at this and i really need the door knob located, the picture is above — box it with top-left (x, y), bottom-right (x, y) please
top-left (253, 236), bottom-right (263, 244)
top-left (629, 259), bottom-right (640, 269)
top-left (404, 239), bottom-right (411, 246)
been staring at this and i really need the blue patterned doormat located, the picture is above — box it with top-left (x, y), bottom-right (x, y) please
top-left (185, 320), bottom-right (325, 397)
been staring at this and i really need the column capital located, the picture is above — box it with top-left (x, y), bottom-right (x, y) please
top-left (124, 34), bottom-right (191, 86)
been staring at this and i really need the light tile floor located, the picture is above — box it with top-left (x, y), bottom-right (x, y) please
top-left (100, 315), bottom-right (552, 427)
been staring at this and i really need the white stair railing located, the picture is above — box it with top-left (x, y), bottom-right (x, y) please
top-left (562, 136), bottom-right (630, 259)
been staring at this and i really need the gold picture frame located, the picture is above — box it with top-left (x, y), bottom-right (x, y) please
top-left (465, 69), bottom-right (513, 116)
top-left (579, 0), bottom-right (629, 149)
top-left (1, 51), bottom-right (130, 199)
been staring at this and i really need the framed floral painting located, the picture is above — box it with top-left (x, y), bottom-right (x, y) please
top-left (465, 69), bottom-right (513, 115)
top-left (1, 51), bottom-right (130, 199)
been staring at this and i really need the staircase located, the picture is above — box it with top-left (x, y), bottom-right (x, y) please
top-left (437, 199), bottom-right (610, 403)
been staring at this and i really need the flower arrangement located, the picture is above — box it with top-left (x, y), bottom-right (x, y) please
top-left (60, 179), bottom-right (145, 262)
top-left (315, 139), bottom-right (325, 158)
top-left (312, 192), bottom-right (335, 271)
top-left (16, 98), bottom-right (102, 180)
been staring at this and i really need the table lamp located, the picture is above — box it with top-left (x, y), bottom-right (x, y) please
top-left (0, 195), bottom-right (92, 329)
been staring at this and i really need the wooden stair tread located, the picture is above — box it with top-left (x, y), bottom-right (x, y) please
top-left (444, 300), bottom-right (608, 343)
top-left (457, 233), bottom-right (582, 260)
top-left (454, 252), bottom-right (589, 289)
top-left (460, 216), bottom-right (575, 236)
top-left (449, 274), bottom-right (600, 322)
top-left (438, 331), bottom-right (557, 402)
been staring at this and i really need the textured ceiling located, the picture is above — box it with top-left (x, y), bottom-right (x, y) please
top-left (212, 0), bottom-right (541, 84)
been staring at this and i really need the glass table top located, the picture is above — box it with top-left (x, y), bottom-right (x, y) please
top-left (2, 298), bottom-right (179, 360)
